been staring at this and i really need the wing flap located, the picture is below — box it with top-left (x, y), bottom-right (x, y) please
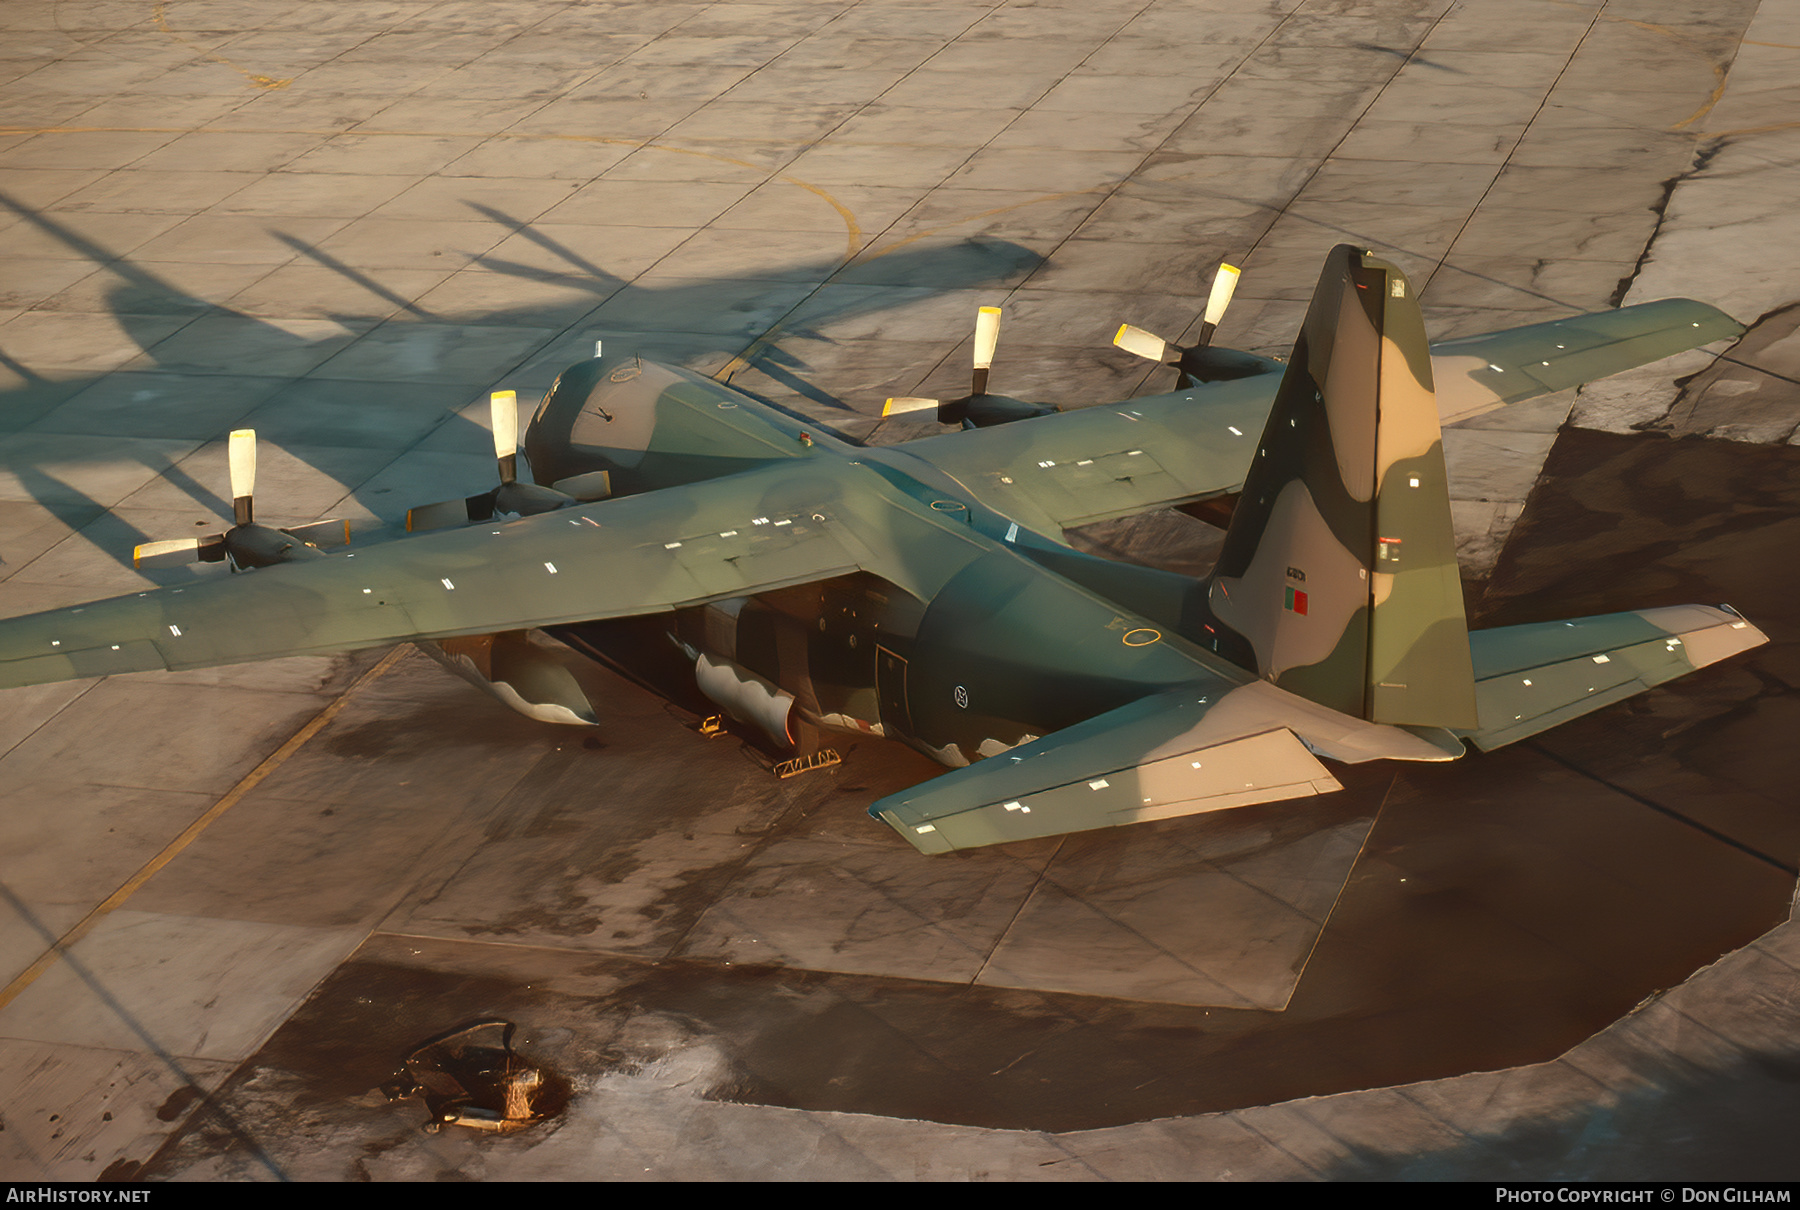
top-left (1459, 604), bottom-right (1766, 751)
top-left (897, 384), bottom-right (1272, 537)
top-left (1, 635), bottom-right (167, 686)
top-left (872, 684), bottom-right (1347, 854)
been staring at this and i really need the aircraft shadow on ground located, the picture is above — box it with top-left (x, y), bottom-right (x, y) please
top-left (0, 191), bottom-right (1040, 574)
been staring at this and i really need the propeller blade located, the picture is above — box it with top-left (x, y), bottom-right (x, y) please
top-left (1197, 263), bottom-right (1241, 345)
top-left (1113, 324), bottom-right (1169, 363)
top-left (134, 436), bottom-right (349, 572)
top-left (883, 396), bottom-right (940, 417)
top-left (490, 390), bottom-right (519, 484)
top-left (973, 306), bottom-right (1001, 370)
top-left (134, 534), bottom-right (226, 569)
top-left (972, 305), bottom-right (1001, 395)
top-left (228, 429), bottom-right (255, 526)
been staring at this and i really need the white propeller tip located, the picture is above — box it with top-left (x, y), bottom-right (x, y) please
top-left (883, 397), bottom-right (940, 417)
top-left (227, 429), bottom-right (256, 503)
top-left (134, 537), bottom-right (203, 569)
top-left (1113, 324), bottom-right (1169, 363)
top-left (1204, 263), bottom-right (1241, 328)
top-left (490, 390), bottom-right (519, 460)
top-left (973, 306), bottom-right (1002, 371)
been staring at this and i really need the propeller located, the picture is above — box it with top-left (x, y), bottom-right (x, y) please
top-left (882, 306), bottom-right (1057, 429)
top-left (406, 390), bottom-right (612, 532)
top-left (972, 304), bottom-right (1001, 396)
top-left (134, 430), bottom-right (350, 571)
top-left (1112, 263), bottom-right (1278, 385)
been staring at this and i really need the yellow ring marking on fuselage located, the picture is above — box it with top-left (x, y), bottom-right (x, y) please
top-left (1123, 628), bottom-right (1162, 647)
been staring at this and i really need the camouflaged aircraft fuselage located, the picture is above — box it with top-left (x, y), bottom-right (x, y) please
top-left (526, 351), bottom-right (1261, 769)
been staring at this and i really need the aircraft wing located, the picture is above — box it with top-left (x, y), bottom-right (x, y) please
top-left (0, 461), bottom-right (922, 691)
top-left (1456, 604), bottom-right (1767, 752)
top-left (870, 679), bottom-right (1461, 854)
top-left (1431, 298), bottom-right (1742, 423)
top-left (900, 299), bottom-right (1742, 536)
top-left (896, 378), bottom-right (1274, 536)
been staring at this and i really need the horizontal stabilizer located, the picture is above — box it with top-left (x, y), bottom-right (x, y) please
top-left (1457, 604), bottom-right (1767, 751)
top-left (872, 684), bottom-right (1356, 854)
top-left (1432, 299), bottom-right (1742, 424)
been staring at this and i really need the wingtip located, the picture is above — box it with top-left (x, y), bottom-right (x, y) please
top-left (873, 806), bottom-right (955, 855)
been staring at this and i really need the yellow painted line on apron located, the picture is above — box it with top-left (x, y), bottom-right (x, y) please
top-left (1599, 16), bottom-right (1730, 132)
top-left (0, 645), bottom-right (411, 1011)
top-left (0, 124), bottom-right (863, 260)
top-left (152, 1), bottom-right (292, 90)
top-left (855, 185), bottom-right (1106, 261)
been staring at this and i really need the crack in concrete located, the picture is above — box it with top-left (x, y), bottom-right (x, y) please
top-left (1639, 300), bottom-right (1800, 439)
top-left (1611, 138), bottom-right (1728, 310)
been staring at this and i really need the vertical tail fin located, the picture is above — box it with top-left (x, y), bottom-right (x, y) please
top-left (1198, 245), bottom-right (1478, 729)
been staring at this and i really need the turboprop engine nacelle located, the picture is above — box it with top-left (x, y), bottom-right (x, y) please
top-left (527, 349), bottom-right (809, 497)
top-left (419, 631), bottom-right (599, 726)
top-left (694, 652), bottom-right (796, 749)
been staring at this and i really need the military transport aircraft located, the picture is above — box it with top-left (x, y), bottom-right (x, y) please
top-left (0, 245), bottom-right (1765, 854)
